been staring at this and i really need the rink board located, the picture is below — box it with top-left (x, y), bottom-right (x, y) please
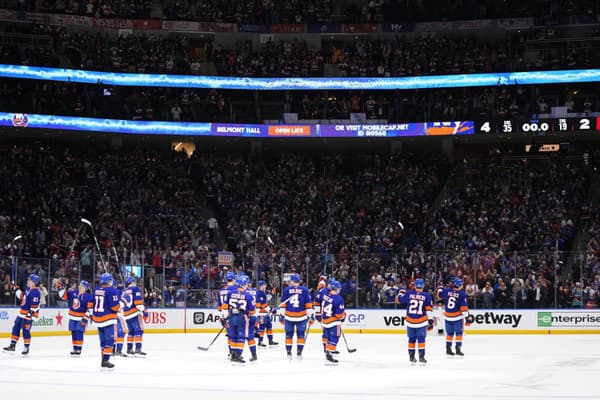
top-left (1, 308), bottom-right (599, 337)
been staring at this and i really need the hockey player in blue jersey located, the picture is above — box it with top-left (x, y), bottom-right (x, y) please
top-left (2, 274), bottom-right (41, 355)
top-left (312, 276), bottom-right (330, 352)
top-left (438, 277), bottom-right (470, 356)
top-left (279, 273), bottom-right (313, 360)
top-left (59, 280), bottom-right (94, 356)
top-left (113, 281), bottom-right (127, 357)
top-left (256, 280), bottom-right (278, 347)
top-left (396, 278), bottom-right (434, 364)
top-left (321, 280), bottom-right (346, 365)
top-left (217, 271), bottom-right (236, 358)
top-left (93, 273), bottom-right (126, 369)
top-left (243, 277), bottom-right (259, 361)
top-left (122, 276), bottom-right (148, 357)
top-left (222, 275), bottom-right (255, 365)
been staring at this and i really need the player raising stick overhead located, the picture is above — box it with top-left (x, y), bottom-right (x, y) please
top-left (438, 277), bottom-right (470, 356)
top-left (59, 280), bottom-right (94, 356)
top-left (2, 274), bottom-right (41, 356)
top-left (396, 278), bottom-right (434, 364)
top-left (279, 273), bottom-right (313, 360)
top-left (321, 279), bottom-right (346, 365)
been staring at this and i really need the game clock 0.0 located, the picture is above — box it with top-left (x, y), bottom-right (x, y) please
top-left (477, 117), bottom-right (597, 134)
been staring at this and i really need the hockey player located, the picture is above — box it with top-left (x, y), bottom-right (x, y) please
top-left (217, 271), bottom-right (236, 358)
top-left (256, 280), bottom-right (278, 347)
top-left (2, 274), bottom-right (41, 355)
top-left (439, 277), bottom-right (469, 356)
top-left (222, 275), bottom-right (255, 365)
top-left (321, 280), bottom-right (346, 365)
top-left (244, 277), bottom-right (259, 361)
top-left (312, 276), bottom-right (330, 352)
top-left (93, 273), bottom-right (126, 369)
top-left (279, 273), bottom-right (313, 360)
top-left (396, 278), bottom-right (434, 364)
top-left (122, 276), bottom-right (148, 357)
top-left (59, 280), bottom-right (94, 356)
top-left (113, 281), bottom-right (127, 357)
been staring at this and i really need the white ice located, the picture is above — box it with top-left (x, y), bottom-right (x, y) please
top-left (1, 333), bottom-right (599, 399)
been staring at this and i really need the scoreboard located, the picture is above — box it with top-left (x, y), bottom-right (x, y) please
top-left (476, 117), bottom-right (599, 135)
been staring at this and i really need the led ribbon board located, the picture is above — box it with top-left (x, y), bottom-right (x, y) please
top-left (0, 113), bottom-right (474, 137)
top-left (1, 64), bottom-right (599, 90)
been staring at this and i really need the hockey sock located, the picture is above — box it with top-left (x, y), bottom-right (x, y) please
top-left (456, 335), bottom-right (462, 348)
top-left (297, 337), bottom-right (305, 353)
top-left (135, 334), bottom-right (142, 350)
top-left (285, 337), bottom-right (293, 352)
top-left (446, 335), bottom-right (453, 348)
top-left (73, 331), bottom-right (84, 351)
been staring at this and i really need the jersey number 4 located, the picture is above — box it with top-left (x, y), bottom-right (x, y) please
top-left (288, 294), bottom-right (300, 308)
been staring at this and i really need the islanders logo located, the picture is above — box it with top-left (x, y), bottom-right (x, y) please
top-left (11, 113), bottom-right (29, 128)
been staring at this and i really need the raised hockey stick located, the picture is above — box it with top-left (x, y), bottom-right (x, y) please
top-left (197, 326), bottom-right (225, 351)
top-left (81, 218), bottom-right (106, 268)
top-left (341, 329), bottom-right (357, 353)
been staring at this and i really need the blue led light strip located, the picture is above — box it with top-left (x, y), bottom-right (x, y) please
top-left (1, 64), bottom-right (599, 90)
top-left (0, 113), bottom-right (475, 137)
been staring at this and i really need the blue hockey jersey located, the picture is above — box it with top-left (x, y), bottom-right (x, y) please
top-left (320, 292), bottom-right (345, 328)
top-left (280, 285), bottom-right (312, 322)
top-left (439, 288), bottom-right (469, 321)
top-left (16, 288), bottom-right (41, 321)
top-left (223, 288), bottom-right (255, 315)
top-left (122, 285), bottom-right (144, 320)
top-left (397, 290), bottom-right (433, 328)
top-left (245, 287), bottom-right (258, 317)
top-left (92, 285), bottom-right (123, 327)
top-left (60, 289), bottom-right (94, 321)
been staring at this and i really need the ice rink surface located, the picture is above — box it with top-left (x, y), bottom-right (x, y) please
top-left (1, 333), bottom-right (599, 399)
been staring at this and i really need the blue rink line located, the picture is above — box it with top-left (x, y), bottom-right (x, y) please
top-left (1, 64), bottom-right (600, 90)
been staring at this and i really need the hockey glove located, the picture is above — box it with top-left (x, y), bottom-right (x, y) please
top-left (309, 317), bottom-right (315, 327)
top-left (278, 315), bottom-right (285, 325)
top-left (465, 314), bottom-right (474, 327)
top-left (220, 317), bottom-right (229, 329)
top-left (81, 317), bottom-right (88, 327)
top-left (143, 310), bottom-right (149, 318)
top-left (427, 319), bottom-right (434, 331)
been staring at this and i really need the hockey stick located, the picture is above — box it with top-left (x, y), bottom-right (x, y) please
top-left (81, 218), bottom-right (106, 269)
top-left (10, 235), bottom-right (22, 286)
top-left (197, 326), bottom-right (225, 351)
top-left (340, 329), bottom-right (357, 353)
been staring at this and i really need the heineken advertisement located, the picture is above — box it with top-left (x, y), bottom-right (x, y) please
top-left (32, 316), bottom-right (55, 327)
